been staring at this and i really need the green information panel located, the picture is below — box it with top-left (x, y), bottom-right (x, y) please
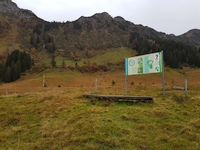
top-left (125, 52), bottom-right (162, 76)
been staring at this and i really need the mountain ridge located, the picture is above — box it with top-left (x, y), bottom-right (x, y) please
top-left (0, 0), bottom-right (200, 56)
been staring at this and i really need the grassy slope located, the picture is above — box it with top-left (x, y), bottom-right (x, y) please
top-left (55, 47), bottom-right (136, 67)
top-left (0, 67), bottom-right (200, 150)
top-left (0, 41), bottom-right (199, 150)
top-left (0, 16), bottom-right (199, 149)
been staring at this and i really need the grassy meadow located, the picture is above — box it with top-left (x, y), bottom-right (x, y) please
top-left (0, 66), bottom-right (200, 150)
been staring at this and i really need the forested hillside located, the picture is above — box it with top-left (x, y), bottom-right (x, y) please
top-left (0, 0), bottom-right (200, 83)
top-left (129, 32), bottom-right (200, 68)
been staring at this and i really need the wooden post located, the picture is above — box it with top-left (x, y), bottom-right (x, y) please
top-left (124, 74), bottom-right (127, 95)
top-left (185, 79), bottom-right (188, 96)
top-left (124, 58), bottom-right (127, 95)
top-left (161, 51), bottom-right (165, 96)
top-left (43, 73), bottom-right (45, 87)
top-left (94, 78), bottom-right (98, 92)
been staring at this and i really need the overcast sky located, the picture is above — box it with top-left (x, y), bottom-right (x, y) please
top-left (13, 0), bottom-right (200, 35)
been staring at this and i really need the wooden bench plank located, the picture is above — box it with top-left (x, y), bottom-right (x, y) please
top-left (83, 94), bottom-right (153, 102)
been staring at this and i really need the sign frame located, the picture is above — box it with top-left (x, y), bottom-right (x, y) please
top-left (125, 52), bottom-right (162, 76)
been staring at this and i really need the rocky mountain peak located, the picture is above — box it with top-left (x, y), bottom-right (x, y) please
top-left (92, 12), bottom-right (112, 19)
top-left (114, 16), bottom-right (126, 22)
top-left (0, 0), bottom-right (37, 19)
top-left (181, 29), bottom-right (200, 37)
top-left (76, 12), bottom-right (113, 22)
top-left (73, 12), bottom-right (117, 31)
top-left (0, 0), bottom-right (19, 13)
top-left (177, 29), bottom-right (200, 47)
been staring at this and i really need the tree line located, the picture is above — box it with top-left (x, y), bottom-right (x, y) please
top-left (30, 23), bottom-right (56, 53)
top-left (0, 50), bottom-right (33, 83)
top-left (129, 32), bottom-right (200, 68)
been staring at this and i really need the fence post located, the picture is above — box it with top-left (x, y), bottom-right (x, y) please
top-left (94, 78), bottom-right (98, 92)
top-left (185, 79), bottom-right (188, 96)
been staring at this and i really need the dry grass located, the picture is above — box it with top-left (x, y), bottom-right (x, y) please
top-left (0, 67), bottom-right (200, 149)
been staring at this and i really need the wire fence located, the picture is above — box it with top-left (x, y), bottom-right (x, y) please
top-left (0, 84), bottom-right (97, 96)
top-left (0, 86), bottom-right (50, 96)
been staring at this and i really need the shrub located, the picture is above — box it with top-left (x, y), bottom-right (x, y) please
top-left (112, 80), bottom-right (116, 86)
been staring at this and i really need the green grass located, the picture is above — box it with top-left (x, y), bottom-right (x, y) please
top-left (0, 89), bottom-right (199, 150)
top-left (0, 67), bottom-right (200, 149)
top-left (55, 47), bottom-right (136, 67)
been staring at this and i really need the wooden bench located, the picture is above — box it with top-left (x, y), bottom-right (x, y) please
top-left (83, 94), bottom-right (153, 102)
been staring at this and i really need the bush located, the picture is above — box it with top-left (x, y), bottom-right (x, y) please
top-left (112, 80), bottom-right (116, 86)
top-left (77, 62), bottom-right (108, 73)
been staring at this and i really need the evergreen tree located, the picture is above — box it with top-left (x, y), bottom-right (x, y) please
top-left (45, 43), bottom-right (56, 53)
top-left (16, 60), bottom-right (22, 75)
top-left (23, 52), bottom-right (32, 70)
top-left (5, 53), bottom-right (11, 67)
top-left (21, 58), bottom-right (27, 72)
top-left (11, 62), bottom-right (19, 81)
top-left (2, 50), bottom-right (34, 83)
top-left (0, 62), bottom-right (5, 81)
top-left (51, 55), bottom-right (56, 68)
top-left (3, 67), bottom-right (11, 83)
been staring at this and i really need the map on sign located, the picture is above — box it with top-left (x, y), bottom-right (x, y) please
top-left (125, 52), bottom-right (162, 76)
